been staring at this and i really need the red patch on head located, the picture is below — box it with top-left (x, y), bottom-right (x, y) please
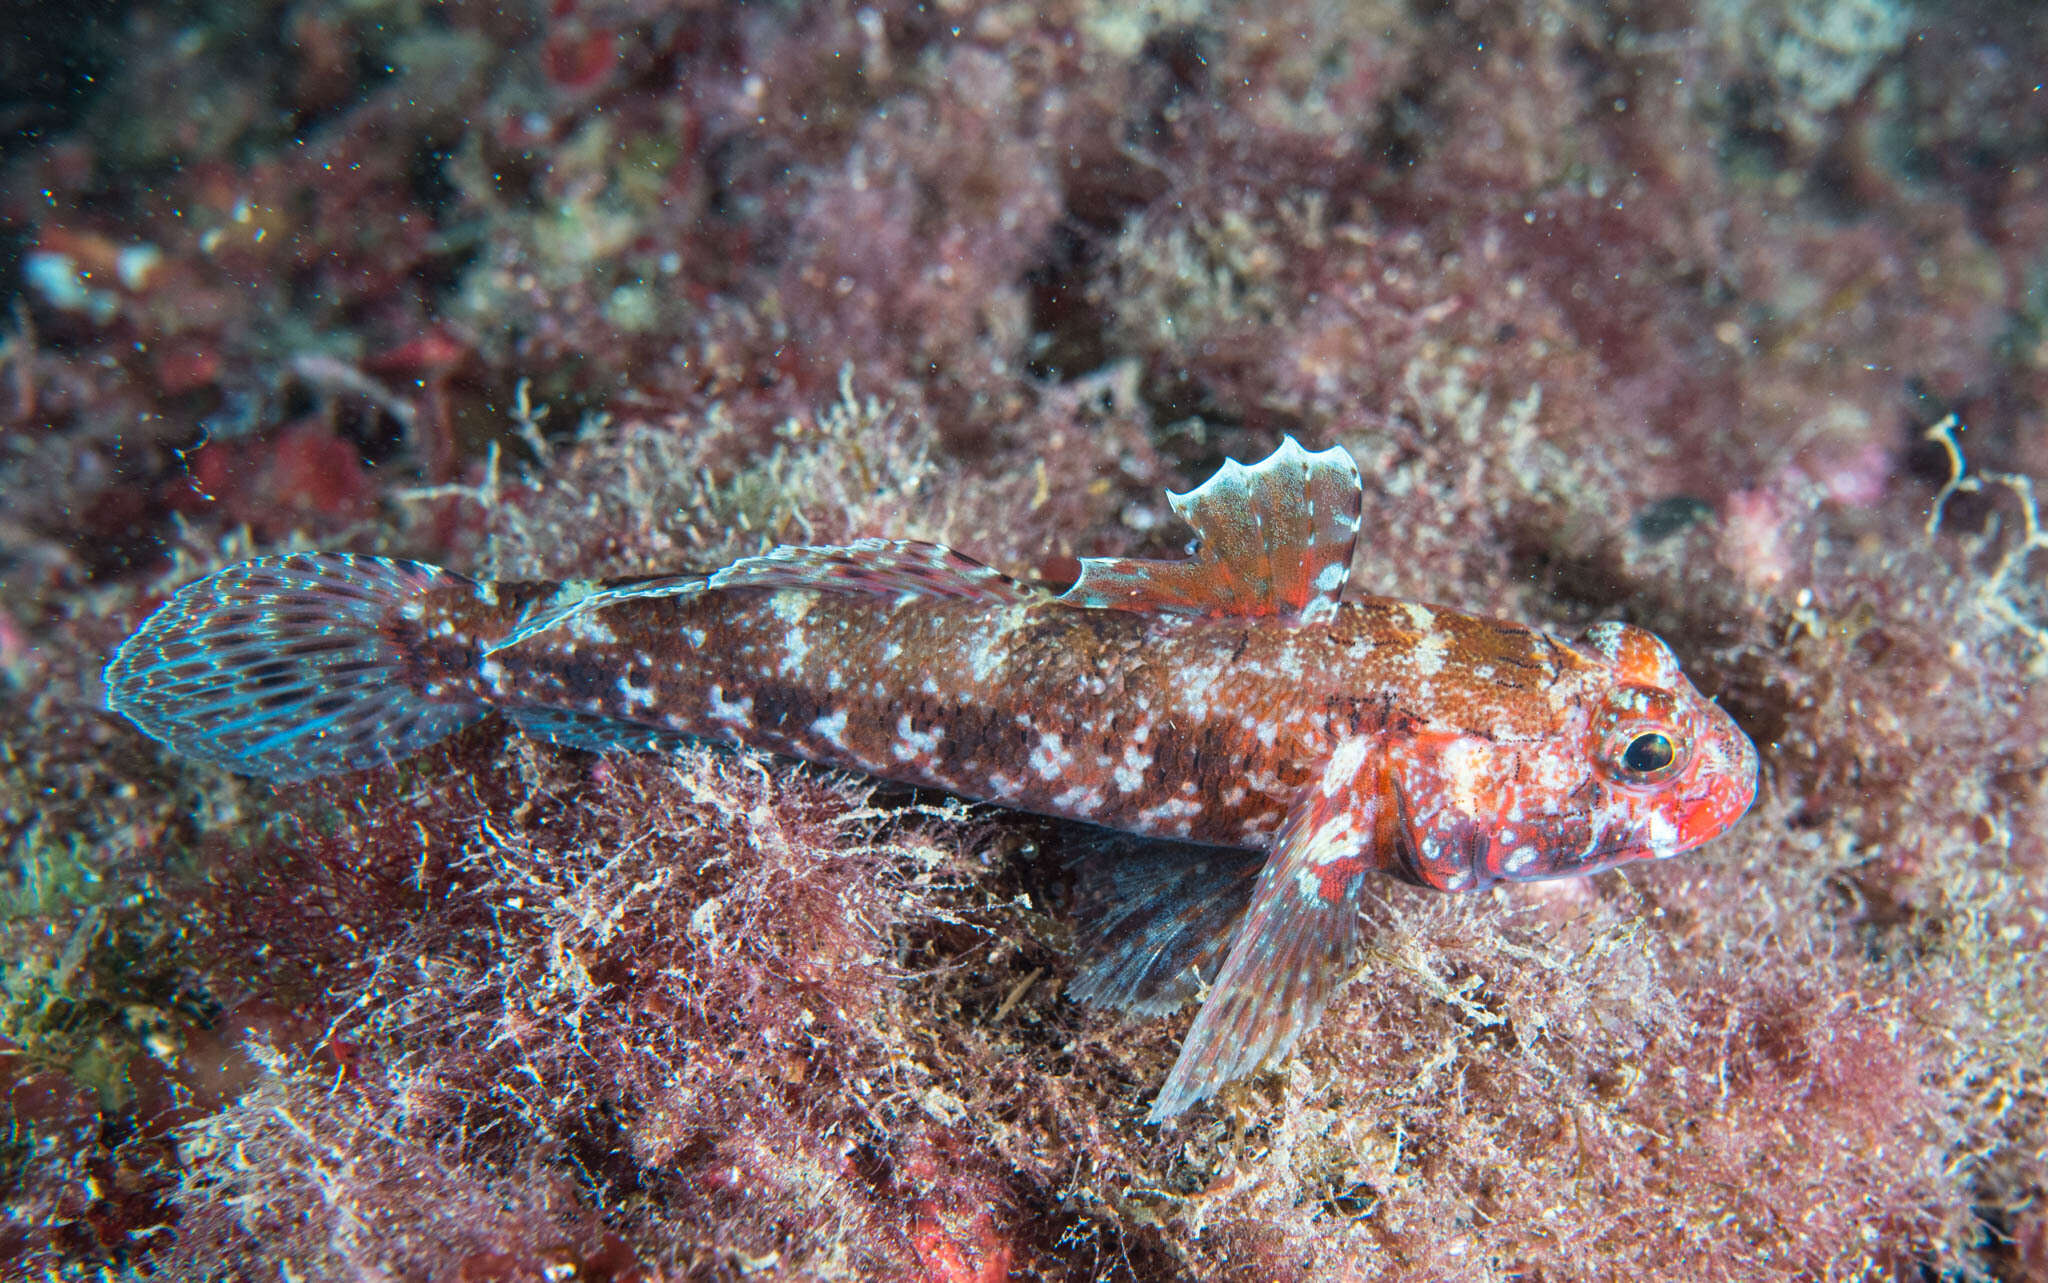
top-left (1610, 627), bottom-right (1680, 687)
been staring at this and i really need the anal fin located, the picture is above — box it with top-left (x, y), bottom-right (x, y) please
top-left (1147, 737), bottom-right (1389, 1122)
top-left (501, 705), bottom-right (699, 757)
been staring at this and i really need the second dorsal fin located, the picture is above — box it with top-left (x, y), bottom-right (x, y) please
top-left (1058, 437), bottom-right (1362, 623)
top-left (489, 539), bottom-right (1042, 654)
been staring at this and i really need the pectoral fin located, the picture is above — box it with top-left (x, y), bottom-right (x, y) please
top-left (1060, 436), bottom-right (1362, 623)
top-left (1147, 738), bottom-right (1390, 1122)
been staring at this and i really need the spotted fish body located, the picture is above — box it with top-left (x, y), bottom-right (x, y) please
top-left (105, 440), bottom-right (1758, 1119)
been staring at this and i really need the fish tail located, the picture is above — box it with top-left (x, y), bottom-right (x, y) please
top-left (104, 552), bottom-right (495, 781)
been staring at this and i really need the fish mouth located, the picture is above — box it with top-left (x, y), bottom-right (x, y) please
top-left (1498, 827), bottom-right (1650, 883)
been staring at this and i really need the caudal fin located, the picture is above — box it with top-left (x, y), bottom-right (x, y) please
top-left (104, 553), bottom-right (489, 781)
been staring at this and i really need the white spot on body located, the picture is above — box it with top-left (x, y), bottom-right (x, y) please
top-left (1439, 738), bottom-right (1493, 815)
top-left (809, 708), bottom-right (849, 747)
top-left (1245, 768), bottom-right (1286, 797)
top-left (1241, 812), bottom-right (1283, 839)
top-left (568, 611), bottom-right (616, 645)
top-left (769, 592), bottom-right (813, 625)
top-left (1410, 630), bottom-right (1449, 678)
top-left (1526, 747), bottom-right (1579, 795)
top-left (1170, 653), bottom-right (1227, 723)
top-left (1136, 797), bottom-right (1205, 829)
top-left (1029, 731), bottom-right (1074, 780)
top-left (1503, 845), bottom-right (1537, 874)
top-left (1051, 783), bottom-right (1106, 814)
top-left (706, 685), bottom-right (753, 724)
top-left (618, 674), bottom-right (655, 710)
top-left (891, 714), bottom-right (943, 762)
top-left (967, 612), bottom-right (1026, 684)
top-left (779, 627), bottom-right (810, 677)
top-left (1114, 743), bottom-right (1153, 793)
top-left (1321, 737), bottom-right (1371, 795)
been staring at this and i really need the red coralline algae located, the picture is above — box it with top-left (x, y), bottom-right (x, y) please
top-left (3, 0), bottom-right (2046, 1279)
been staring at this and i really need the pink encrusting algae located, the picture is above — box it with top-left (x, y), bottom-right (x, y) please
top-left (104, 438), bottom-right (1756, 1120)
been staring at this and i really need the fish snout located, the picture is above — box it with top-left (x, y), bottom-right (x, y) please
top-left (1677, 702), bottom-right (1759, 847)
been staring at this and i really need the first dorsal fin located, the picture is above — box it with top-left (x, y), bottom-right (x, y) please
top-left (1058, 437), bottom-right (1362, 623)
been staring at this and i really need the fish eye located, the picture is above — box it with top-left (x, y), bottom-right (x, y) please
top-left (1594, 685), bottom-right (1691, 786)
top-left (1622, 731), bottom-right (1676, 775)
